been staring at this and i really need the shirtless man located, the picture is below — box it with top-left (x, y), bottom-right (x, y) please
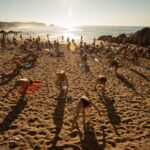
top-left (56, 70), bottom-right (68, 93)
top-left (72, 95), bottom-right (101, 129)
top-left (95, 75), bottom-right (107, 93)
top-left (4, 78), bottom-right (33, 98)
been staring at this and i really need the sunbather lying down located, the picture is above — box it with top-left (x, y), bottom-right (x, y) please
top-left (0, 68), bottom-right (20, 80)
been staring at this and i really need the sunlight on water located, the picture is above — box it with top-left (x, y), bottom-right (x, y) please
top-left (7, 25), bottom-right (145, 42)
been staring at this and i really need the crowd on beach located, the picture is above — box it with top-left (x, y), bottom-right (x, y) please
top-left (0, 32), bottom-right (150, 148)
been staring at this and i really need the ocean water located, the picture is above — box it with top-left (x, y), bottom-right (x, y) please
top-left (11, 25), bottom-right (148, 41)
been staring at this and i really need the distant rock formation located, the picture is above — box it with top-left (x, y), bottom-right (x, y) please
top-left (0, 30), bottom-right (22, 34)
top-left (97, 35), bottom-right (113, 42)
top-left (127, 27), bottom-right (150, 47)
top-left (0, 21), bottom-right (46, 29)
top-left (97, 27), bottom-right (150, 47)
top-left (114, 34), bottom-right (127, 44)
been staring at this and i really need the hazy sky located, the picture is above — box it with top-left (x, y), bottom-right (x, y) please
top-left (0, 0), bottom-right (150, 26)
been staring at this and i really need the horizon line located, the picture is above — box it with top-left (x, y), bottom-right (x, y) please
top-left (0, 20), bottom-right (150, 27)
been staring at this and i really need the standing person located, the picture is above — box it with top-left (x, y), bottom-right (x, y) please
top-left (56, 70), bottom-right (68, 93)
top-left (110, 59), bottom-right (119, 74)
top-left (1, 35), bottom-right (6, 50)
top-left (81, 53), bottom-right (87, 67)
top-left (38, 36), bottom-right (40, 41)
top-left (47, 34), bottom-right (49, 40)
top-left (62, 35), bottom-right (64, 43)
top-left (13, 37), bottom-right (18, 47)
top-left (47, 40), bottom-right (53, 50)
top-left (93, 37), bottom-right (96, 45)
top-left (67, 37), bottom-right (70, 43)
top-left (79, 40), bottom-right (83, 48)
top-left (81, 35), bottom-right (83, 41)
top-left (55, 40), bottom-right (60, 56)
top-left (72, 96), bottom-right (101, 129)
top-left (20, 35), bottom-right (23, 41)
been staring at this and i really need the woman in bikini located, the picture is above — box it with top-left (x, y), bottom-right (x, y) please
top-left (0, 66), bottom-right (20, 80)
top-left (72, 95), bottom-right (101, 129)
top-left (4, 78), bottom-right (33, 98)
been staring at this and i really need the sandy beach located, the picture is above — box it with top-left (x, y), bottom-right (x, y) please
top-left (0, 38), bottom-right (150, 150)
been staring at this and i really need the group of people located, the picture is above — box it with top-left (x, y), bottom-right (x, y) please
top-left (0, 32), bottom-right (149, 131)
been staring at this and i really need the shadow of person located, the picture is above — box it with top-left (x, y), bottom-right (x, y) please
top-left (116, 73), bottom-right (135, 90)
top-left (130, 68), bottom-right (149, 81)
top-left (51, 90), bottom-right (66, 147)
top-left (100, 94), bottom-right (121, 135)
top-left (0, 98), bottom-right (27, 133)
top-left (76, 122), bottom-right (106, 150)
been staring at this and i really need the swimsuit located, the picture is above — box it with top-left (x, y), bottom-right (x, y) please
top-left (81, 99), bottom-right (91, 108)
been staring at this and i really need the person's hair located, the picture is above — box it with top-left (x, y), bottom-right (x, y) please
top-left (80, 96), bottom-right (88, 101)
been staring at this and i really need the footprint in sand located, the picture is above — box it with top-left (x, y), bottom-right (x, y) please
top-left (27, 130), bottom-right (37, 136)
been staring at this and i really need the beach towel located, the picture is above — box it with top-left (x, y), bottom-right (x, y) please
top-left (18, 81), bottom-right (42, 94)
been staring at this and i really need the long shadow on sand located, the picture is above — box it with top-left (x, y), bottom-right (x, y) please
top-left (0, 98), bottom-right (27, 133)
top-left (130, 68), bottom-right (149, 81)
top-left (100, 94), bottom-right (121, 135)
top-left (50, 91), bottom-right (66, 148)
top-left (116, 73), bottom-right (135, 90)
top-left (76, 122), bottom-right (106, 150)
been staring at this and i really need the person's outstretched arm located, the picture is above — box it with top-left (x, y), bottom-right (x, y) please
top-left (90, 101), bottom-right (101, 116)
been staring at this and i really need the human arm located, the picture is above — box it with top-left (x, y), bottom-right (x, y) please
top-left (90, 101), bottom-right (101, 116)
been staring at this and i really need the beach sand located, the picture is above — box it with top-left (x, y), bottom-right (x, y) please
top-left (0, 43), bottom-right (150, 150)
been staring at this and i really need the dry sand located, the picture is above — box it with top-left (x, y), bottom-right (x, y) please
top-left (0, 43), bottom-right (150, 150)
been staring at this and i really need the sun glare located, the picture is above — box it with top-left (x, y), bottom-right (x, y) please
top-left (61, 22), bottom-right (76, 30)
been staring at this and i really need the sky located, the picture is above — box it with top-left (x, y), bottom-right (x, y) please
top-left (0, 0), bottom-right (150, 27)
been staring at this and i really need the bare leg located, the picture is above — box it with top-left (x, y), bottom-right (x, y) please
top-left (21, 85), bottom-right (28, 98)
top-left (3, 82), bottom-right (18, 97)
top-left (72, 101), bottom-right (83, 129)
top-left (82, 108), bottom-right (86, 128)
